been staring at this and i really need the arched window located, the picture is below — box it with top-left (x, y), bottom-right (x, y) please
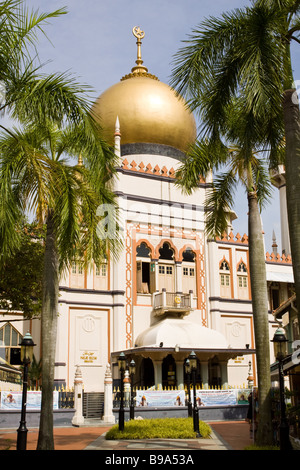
top-left (159, 242), bottom-right (174, 260)
top-left (136, 242), bottom-right (151, 258)
top-left (0, 323), bottom-right (22, 365)
top-left (136, 242), bottom-right (152, 294)
top-left (237, 261), bottom-right (248, 299)
top-left (219, 259), bottom-right (231, 298)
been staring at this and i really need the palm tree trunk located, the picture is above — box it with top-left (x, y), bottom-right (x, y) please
top-left (248, 190), bottom-right (273, 446)
top-left (37, 209), bottom-right (59, 450)
top-left (283, 89), bottom-right (300, 328)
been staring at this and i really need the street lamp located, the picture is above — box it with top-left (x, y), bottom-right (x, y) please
top-left (118, 352), bottom-right (126, 431)
top-left (189, 351), bottom-right (201, 437)
top-left (271, 326), bottom-right (292, 451)
top-left (129, 359), bottom-right (136, 420)
top-left (17, 332), bottom-right (35, 450)
top-left (184, 358), bottom-right (192, 417)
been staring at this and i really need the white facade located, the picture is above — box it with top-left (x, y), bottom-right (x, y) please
top-left (0, 31), bottom-right (295, 394)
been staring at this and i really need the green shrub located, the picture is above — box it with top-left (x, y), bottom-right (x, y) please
top-left (105, 417), bottom-right (211, 440)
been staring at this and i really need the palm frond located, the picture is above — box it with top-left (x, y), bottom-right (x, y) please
top-left (204, 170), bottom-right (238, 238)
top-left (250, 155), bottom-right (274, 209)
top-left (6, 68), bottom-right (94, 127)
top-left (170, 8), bottom-right (247, 99)
top-left (175, 138), bottom-right (229, 194)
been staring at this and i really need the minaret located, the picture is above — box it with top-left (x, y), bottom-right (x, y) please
top-left (270, 165), bottom-right (291, 255)
top-left (272, 230), bottom-right (278, 256)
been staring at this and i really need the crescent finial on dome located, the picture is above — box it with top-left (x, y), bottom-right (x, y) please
top-left (132, 26), bottom-right (148, 72)
top-left (121, 26), bottom-right (159, 81)
top-left (131, 26), bottom-right (148, 75)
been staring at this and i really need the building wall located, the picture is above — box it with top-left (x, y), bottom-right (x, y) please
top-left (1, 151), bottom-right (294, 393)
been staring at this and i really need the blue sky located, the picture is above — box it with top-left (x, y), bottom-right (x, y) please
top-left (19, 0), bottom-right (300, 253)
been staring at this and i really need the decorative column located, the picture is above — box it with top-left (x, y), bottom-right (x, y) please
top-left (201, 361), bottom-right (209, 389)
top-left (72, 365), bottom-right (85, 426)
top-left (102, 363), bottom-right (116, 424)
top-left (124, 369), bottom-right (131, 407)
top-left (153, 360), bottom-right (163, 389)
top-left (176, 360), bottom-right (184, 389)
top-left (162, 288), bottom-right (167, 308)
top-left (220, 362), bottom-right (228, 388)
top-left (175, 262), bottom-right (182, 294)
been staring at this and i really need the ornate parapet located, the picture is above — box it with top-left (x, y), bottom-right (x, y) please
top-left (119, 158), bottom-right (205, 183)
top-left (265, 251), bottom-right (292, 264)
top-left (215, 231), bottom-right (248, 244)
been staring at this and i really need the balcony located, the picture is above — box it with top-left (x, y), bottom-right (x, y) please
top-left (152, 289), bottom-right (193, 318)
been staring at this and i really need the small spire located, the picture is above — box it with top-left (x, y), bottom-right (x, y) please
top-left (115, 116), bottom-right (121, 135)
top-left (78, 154), bottom-right (83, 166)
top-left (272, 230), bottom-right (278, 255)
top-left (114, 116), bottom-right (121, 158)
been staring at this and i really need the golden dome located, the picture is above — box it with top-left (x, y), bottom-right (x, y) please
top-left (92, 27), bottom-right (197, 154)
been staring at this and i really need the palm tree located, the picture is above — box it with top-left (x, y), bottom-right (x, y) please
top-left (0, 2), bottom-right (121, 450)
top-left (0, 0), bottom-right (96, 137)
top-left (175, 102), bottom-right (278, 444)
top-left (170, 1), bottom-right (300, 446)
top-left (0, 121), bottom-right (119, 450)
top-left (0, 1), bottom-right (100, 257)
top-left (171, 0), bottom-right (300, 328)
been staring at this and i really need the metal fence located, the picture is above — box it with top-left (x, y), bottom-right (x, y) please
top-left (82, 392), bottom-right (104, 419)
top-left (153, 292), bottom-right (191, 309)
top-left (58, 388), bottom-right (74, 409)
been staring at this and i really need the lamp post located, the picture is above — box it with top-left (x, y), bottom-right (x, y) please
top-left (271, 326), bottom-right (292, 451)
top-left (118, 352), bottom-right (126, 431)
top-left (129, 359), bottom-right (136, 420)
top-left (17, 332), bottom-right (35, 450)
top-left (189, 351), bottom-right (201, 437)
top-left (184, 358), bottom-right (192, 417)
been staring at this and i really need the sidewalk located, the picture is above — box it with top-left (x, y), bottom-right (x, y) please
top-left (0, 420), bottom-right (253, 451)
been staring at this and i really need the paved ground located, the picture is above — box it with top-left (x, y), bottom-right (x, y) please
top-left (0, 420), bottom-right (253, 451)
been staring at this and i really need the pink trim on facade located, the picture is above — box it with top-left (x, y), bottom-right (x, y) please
top-left (120, 158), bottom-right (205, 182)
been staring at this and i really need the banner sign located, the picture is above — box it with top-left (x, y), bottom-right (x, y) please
top-left (136, 389), bottom-right (185, 407)
top-left (236, 389), bottom-right (252, 405)
top-left (134, 388), bottom-right (252, 407)
top-left (193, 389), bottom-right (237, 406)
top-left (0, 390), bottom-right (59, 410)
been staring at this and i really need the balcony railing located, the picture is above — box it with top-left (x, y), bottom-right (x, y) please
top-left (152, 289), bottom-right (193, 317)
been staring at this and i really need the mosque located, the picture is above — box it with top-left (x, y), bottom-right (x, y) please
top-left (0, 27), bottom-right (295, 395)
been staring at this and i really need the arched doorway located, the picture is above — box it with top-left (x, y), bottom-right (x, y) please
top-left (140, 357), bottom-right (154, 388)
top-left (136, 242), bottom-right (152, 294)
top-left (209, 357), bottom-right (222, 387)
top-left (162, 354), bottom-right (176, 388)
